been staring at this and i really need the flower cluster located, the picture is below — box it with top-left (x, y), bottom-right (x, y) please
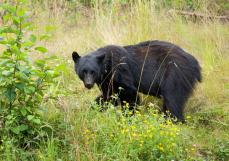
top-left (117, 109), bottom-right (183, 159)
top-left (82, 128), bottom-right (96, 145)
top-left (81, 105), bottom-right (191, 160)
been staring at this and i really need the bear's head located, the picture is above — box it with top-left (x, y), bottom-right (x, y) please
top-left (72, 51), bottom-right (104, 89)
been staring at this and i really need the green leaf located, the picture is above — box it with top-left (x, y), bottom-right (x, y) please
top-left (53, 71), bottom-right (60, 78)
top-left (11, 127), bottom-right (20, 135)
top-left (5, 88), bottom-right (16, 102)
top-left (0, 40), bottom-right (8, 44)
top-left (35, 60), bottom-right (45, 68)
top-left (17, 8), bottom-right (25, 17)
top-left (20, 108), bottom-right (27, 116)
top-left (11, 125), bottom-right (28, 134)
top-left (15, 72), bottom-right (28, 82)
top-left (33, 118), bottom-right (41, 124)
top-left (13, 16), bottom-right (20, 25)
top-left (46, 70), bottom-right (54, 76)
top-left (2, 70), bottom-right (12, 76)
top-left (23, 41), bottom-right (34, 48)
top-left (27, 115), bottom-right (34, 121)
top-left (22, 22), bottom-right (31, 29)
top-left (0, 59), bottom-right (11, 66)
top-left (16, 83), bottom-right (25, 91)
top-left (24, 86), bottom-right (35, 94)
top-left (35, 46), bottom-right (48, 53)
top-left (3, 14), bottom-right (11, 22)
top-left (2, 4), bottom-right (16, 13)
top-left (40, 34), bottom-right (51, 41)
top-left (0, 27), bottom-right (19, 34)
top-left (55, 63), bottom-right (66, 71)
top-left (29, 34), bottom-right (37, 43)
top-left (19, 124), bottom-right (28, 131)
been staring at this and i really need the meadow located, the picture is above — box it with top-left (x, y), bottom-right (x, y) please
top-left (0, 0), bottom-right (229, 160)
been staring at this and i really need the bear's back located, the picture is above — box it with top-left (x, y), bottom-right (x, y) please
top-left (123, 40), bottom-right (184, 58)
top-left (123, 40), bottom-right (199, 67)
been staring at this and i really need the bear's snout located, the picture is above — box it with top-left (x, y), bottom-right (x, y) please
top-left (84, 83), bottom-right (94, 89)
top-left (84, 75), bottom-right (95, 89)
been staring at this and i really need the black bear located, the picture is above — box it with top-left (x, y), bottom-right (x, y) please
top-left (72, 40), bottom-right (201, 122)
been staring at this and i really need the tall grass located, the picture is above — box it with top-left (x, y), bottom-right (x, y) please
top-left (31, 1), bottom-right (229, 160)
top-left (1, 0), bottom-right (228, 160)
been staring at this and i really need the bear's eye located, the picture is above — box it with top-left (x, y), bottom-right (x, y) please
top-left (83, 70), bottom-right (87, 74)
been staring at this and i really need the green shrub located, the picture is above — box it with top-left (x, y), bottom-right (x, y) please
top-left (0, 0), bottom-right (59, 154)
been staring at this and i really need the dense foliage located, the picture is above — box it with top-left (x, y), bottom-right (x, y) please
top-left (0, 0), bottom-right (59, 153)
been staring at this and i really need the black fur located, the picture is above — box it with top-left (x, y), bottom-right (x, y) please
top-left (72, 40), bottom-right (201, 122)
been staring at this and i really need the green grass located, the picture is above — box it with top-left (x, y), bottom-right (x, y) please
top-left (1, 0), bottom-right (229, 160)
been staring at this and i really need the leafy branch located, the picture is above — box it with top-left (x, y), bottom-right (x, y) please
top-left (0, 0), bottom-right (59, 149)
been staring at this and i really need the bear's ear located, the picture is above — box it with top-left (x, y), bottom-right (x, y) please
top-left (97, 54), bottom-right (105, 63)
top-left (72, 51), bottom-right (80, 63)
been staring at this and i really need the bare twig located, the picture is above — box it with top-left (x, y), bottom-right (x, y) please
top-left (169, 9), bottom-right (229, 22)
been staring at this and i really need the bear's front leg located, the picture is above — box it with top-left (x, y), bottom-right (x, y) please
top-left (119, 87), bottom-right (140, 114)
top-left (93, 95), bottom-right (107, 112)
top-left (95, 95), bottom-right (104, 105)
top-left (95, 94), bottom-right (119, 106)
top-left (94, 93), bottom-right (118, 112)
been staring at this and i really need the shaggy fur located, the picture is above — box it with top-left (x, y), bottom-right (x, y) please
top-left (72, 40), bottom-right (201, 121)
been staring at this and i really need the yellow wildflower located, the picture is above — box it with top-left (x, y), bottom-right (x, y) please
top-left (158, 145), bottom-right (164, 151)
top-left (143, 120), bottom-right (148, 124)
top-left (131, 125), bottom-right (136, 130)
top-left (186, 116), bottom-right (191, 119)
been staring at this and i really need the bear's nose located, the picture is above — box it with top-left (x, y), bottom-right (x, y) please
top-left (84, 74), bottom-right (94, 89)
top-left (85, 83), bottom-right (94, 89)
